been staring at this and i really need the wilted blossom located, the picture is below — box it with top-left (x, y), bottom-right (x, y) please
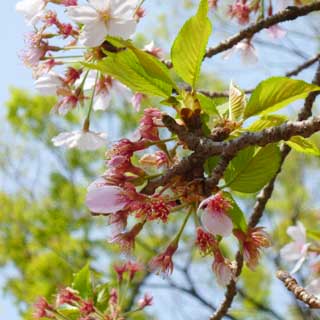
top-left (280, 221), bottom-right (311, 273)
top-left (52, 130), bottom-right (107, 151)
top-left (79, 300), bottom-right (95, 316)
top-left (212, 250), bottom-right (236, 286)
top-left (136, 108), bottom-right (163, 141)
top-left (234, 227), bottom-right (271, 270)
top-left (67, 0), bottom-right (139, 47)
top-left (33, 297), bottom-right (54, 319)
top-left (110, 221), bottom-right (145, 253)
top-left (228, 0), bottom-right (250, 25)
top-left (198, 193), bottom-right (233, 237)
top-left (139, 151), bottom-right (169, 168)
top-left (149, 242), bottom-right (178, 276)
top-left (56, 287), bottom-right (81, 306)
top-left (195, 227), bottom-right (217, 256)
top-left (138, 293), bottom-right (153, 309)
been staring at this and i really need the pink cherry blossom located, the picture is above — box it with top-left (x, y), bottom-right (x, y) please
top-left (198, 193), bottom-right (233, 237)
top-left (138, 293), bottom-right (153, 309)
top-left (228, 0), bottom-right (250, 25)
top-left (266, 25), bottom-right (287, 39)
top-left (143, 41), bottom-right (164, 59)
top-left (212, 254), bottom-right (236, 286)
top-left (67, 0), bottom-right (139, 47)
top-left (280, 221), bottom-right (311, 273)
top-left (86, 184), bottom-right (129, 214)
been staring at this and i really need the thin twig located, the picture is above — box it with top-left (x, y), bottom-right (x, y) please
top-left (205, 3), bottom-right (320, 58)
top-left (277, 271), bottom-right (320, 308)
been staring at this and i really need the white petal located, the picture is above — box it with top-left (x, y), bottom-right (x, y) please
top-left (291, 256), bottom-right (306, 274)
top-left (67, 6), bottom-right (99, 24)
top-left (77, 131), bottom-right (107, 151)
top-left (89, 0), bottom-right (111, 11)
top-left (16, 0), bottom-right (45, 25)
top-left (280, 242), bottom-right (303, 261)
top-left (93, 91), bottom-right (112, 111)
top-left (80, 21), bottom-right (108, 47)
top-left (110, 0), bottom-right (139, 18)
top-left (113, 81), bottom-right (132, 101)
top-left (34, 72), bottom-right (62, 95)
top-left (287, 222), bottom-right (306, 244)
top-left (75, 70), bottom-right (98, 90)
top-left (107, 18), bottom-right (136, 39)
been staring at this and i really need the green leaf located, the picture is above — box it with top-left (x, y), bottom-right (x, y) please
top-left (72, 264), bottom-right (93, 299)
top-left (171, 0), bottom-right (212, 88)
top-left (229, 81), bottom-right (246, 121)
top-left (246, 114), bottom-right (288, 132)
top-left (85, 44), bottom-right (175, 98)
top-left (204, 156), bottom-right (220, 175)
top-left (222, 191), bottom-right (247, 232)
top-left (243, 77), bottom-right (320, 119)
top-left (224, 144), bottom-right (281, 193)
top-left (197, 93), bottom-right (219, 116)
top-left (286, 136), bottom-right (320, 156)
top-left (307, 229), bottom-right (320, 241)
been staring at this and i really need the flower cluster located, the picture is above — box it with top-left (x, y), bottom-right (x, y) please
top-left (16, 0), bottom-right (166, 151)
top-left (33, 262), bottom-right (152, 320)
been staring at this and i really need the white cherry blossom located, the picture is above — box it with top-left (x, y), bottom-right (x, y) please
top-left (16, 0), bottom-right (46, 26)
top-left (67, 0), bottom-right (139, 47)
top-left (280, 221), bottom-right (311, 273)
top-left (52, 130), bottom-right (107, 151)
top-left (34, 72), bottom-right (64, 95)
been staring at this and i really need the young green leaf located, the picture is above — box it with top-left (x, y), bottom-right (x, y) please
top-left (222, 191), bottom-right (247, 232)
top-left (229, 81), bottom-right (246, 121)
top-left (246, 114), bottom-right (288, 132)
top-left (84, 45), bottom-right (175, 98)
top-left (197, 93), bottom-right (219, 116)
top-left (171, 0), bottom-right (212, 88)
top-left (224, 144), bottom-right (281, 193)
top-left (72, 263), bottom-right (93, 299)
top-left (243, 77), bottom-right (320, 119)
top-left (285, 136), bottom-right (320, 156)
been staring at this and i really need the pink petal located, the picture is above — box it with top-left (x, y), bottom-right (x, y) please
top-left (201, 210), bottom-right (233, 237)
top-left (86, 185), bottom-right (127, 213)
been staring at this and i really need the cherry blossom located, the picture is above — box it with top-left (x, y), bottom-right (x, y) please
top-left (234, 227), bottom-right (271, 270)
top-left (66, 0), bottom-right (139, 47)
top-left (212, 252), bottom-right (236, 286)
top-left (280, 221), bottom-right (311, 273)
top-left (148, 242), bottom-right (178, 276)
top-left (224, 39), bottom-right (258, 64)
top-left (86, 184), bottom-right (130, 214)
top-left (34, 71), bottom-right (64, 95)
top-left (52, 130), bottom-right (107, 151)
top-left (198, 193), bottom-right (233, 237)
top-left (16, 0), bottom-right (46, 26)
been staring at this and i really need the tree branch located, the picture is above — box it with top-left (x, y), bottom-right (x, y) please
top-left (205, 3), bottom-right (320, 58)
top-left (209, 61), bottom-right (320, 320)
top-left (277, 271), bottom-right (320, 308)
